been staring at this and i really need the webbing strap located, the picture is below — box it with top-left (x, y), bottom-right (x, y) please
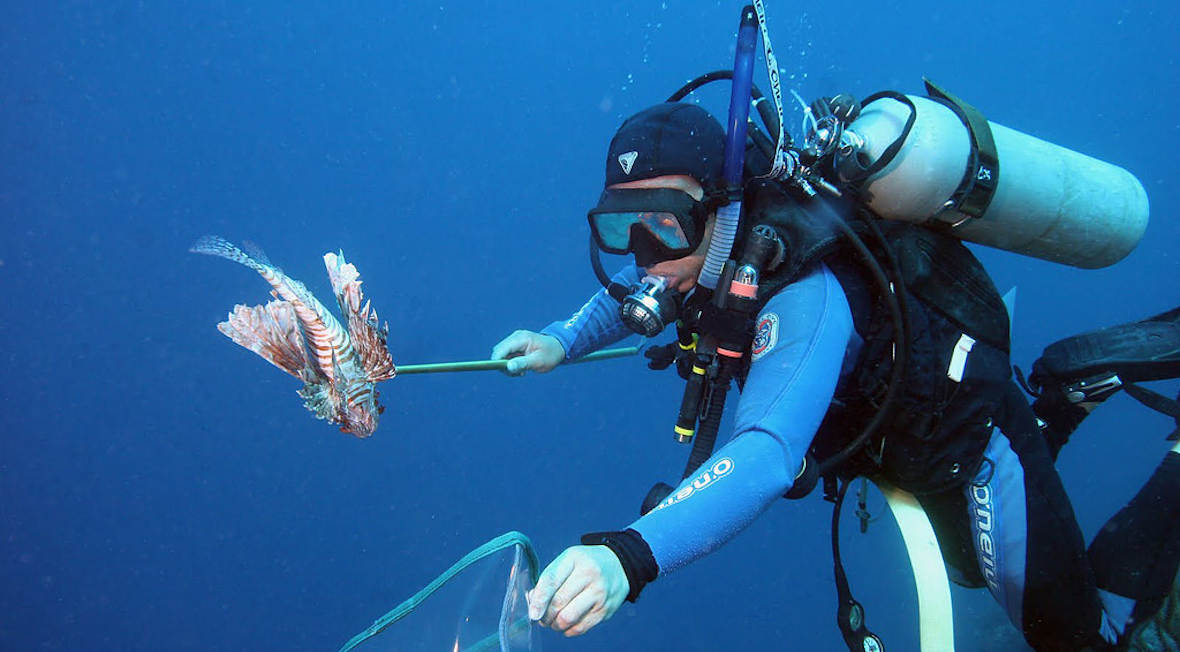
top-left (1124, 383), bottom-right (1180, 440)
top-left (923, 79), bottom-right (1000, 221)
top-left (751, 0), bottom-right (789, 179)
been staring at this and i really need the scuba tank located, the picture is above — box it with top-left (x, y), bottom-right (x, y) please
top-left (831, 81), bottom-right (1149, 269)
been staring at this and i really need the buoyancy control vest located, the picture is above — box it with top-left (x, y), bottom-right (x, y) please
top-left (735, 179), bottom-right (1014, 496)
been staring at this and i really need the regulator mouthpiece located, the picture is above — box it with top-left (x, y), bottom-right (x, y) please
top-left (620, 275), bottom-right (680, 337)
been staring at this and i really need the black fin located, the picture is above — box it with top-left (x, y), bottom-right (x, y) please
top-left (1031, 307), bottom-right (1180, 389)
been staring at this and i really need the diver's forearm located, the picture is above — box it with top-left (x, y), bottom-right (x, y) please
top-left (541, 264), bottom-right (641, 360)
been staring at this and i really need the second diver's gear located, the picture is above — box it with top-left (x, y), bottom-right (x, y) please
top-left (1121, 559), bottom-right (1180, 652)
top-left (826, 79), bottom-right (1149, 269)
top-left (618, 275), bottom-right (681, 337)
top-left (587, 187), bottom-right (709, 266)
top-left (1089, 452), bottom-right (1180, 605)
top-left (580, 528), bottom-right (660, 603)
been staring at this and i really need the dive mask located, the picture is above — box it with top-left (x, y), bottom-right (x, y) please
top-left (588, 187), bottom-right (708, 267)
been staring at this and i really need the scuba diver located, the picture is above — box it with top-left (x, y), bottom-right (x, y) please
top-left (488, 10), bottom-right (1179, 650)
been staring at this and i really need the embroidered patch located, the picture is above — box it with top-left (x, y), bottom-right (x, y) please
top-left (618, 150), bottom-right (638, 175)
top-left (751, 313), bottom-right (779, 361)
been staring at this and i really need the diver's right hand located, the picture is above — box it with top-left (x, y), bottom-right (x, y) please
top-left (527, 545), bottom-right (629, 637)
top-left (490, 330), bottom-right (565, 376)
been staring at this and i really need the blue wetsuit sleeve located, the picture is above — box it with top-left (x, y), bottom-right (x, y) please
top-left (540, 264), bottom-right (641, 361)
top-left (628, 264), bottom-right (854, 573)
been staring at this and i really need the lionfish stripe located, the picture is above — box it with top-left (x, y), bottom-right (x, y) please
top-left (193, 236), bottom-right (356, 383)
top-left (195, 238), bottom-right (389, 438)
top-left (322, 252), bottom-right (396, 382)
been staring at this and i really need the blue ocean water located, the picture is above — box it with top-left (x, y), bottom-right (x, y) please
top-left (2, 1), bottom-right (1177, 650)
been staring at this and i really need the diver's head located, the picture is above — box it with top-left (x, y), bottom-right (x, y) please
top-left (588, 103), bottom-right (725, 274)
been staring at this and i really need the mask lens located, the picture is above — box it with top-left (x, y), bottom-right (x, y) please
top-left (590, 211), bottom-right (691, 255)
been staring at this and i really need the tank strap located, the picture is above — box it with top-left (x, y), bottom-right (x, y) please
top-left (923, 79), bottom-right (1000, 221)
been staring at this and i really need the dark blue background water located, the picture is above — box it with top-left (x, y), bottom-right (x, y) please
top-left (3, 2), bottom-right (1177, 650)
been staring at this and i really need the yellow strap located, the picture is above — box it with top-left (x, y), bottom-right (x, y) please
top-left (673, 425), bottom-right (695, 438)
top-left (874, 478), bottom-right (956, 652)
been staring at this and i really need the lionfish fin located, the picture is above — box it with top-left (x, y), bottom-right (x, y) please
top-left (297, 380), bottom-right (339, 423)
top-left (190, 235), bottom-right (268, 273)
top-left (241, 239), bottom-right (275, 269)
top-left (322, 252), bottom-right (397, 382)
top-left (216, 300), bottom-right (316, 380)
top-left (323, 250), bottom-right (359, 314)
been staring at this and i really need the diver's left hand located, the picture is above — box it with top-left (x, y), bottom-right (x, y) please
top-left (526, 545), bottom-right (629, 637)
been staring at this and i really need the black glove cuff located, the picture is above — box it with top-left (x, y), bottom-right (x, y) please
top-left (580, 528), bottom-right (659, 602)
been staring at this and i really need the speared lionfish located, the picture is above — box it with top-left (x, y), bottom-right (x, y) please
top-left (191, 236), bottom-right (396, 437)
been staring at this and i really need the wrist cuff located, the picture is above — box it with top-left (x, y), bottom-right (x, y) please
top-left (581, 528), bottom-right (659, 602)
